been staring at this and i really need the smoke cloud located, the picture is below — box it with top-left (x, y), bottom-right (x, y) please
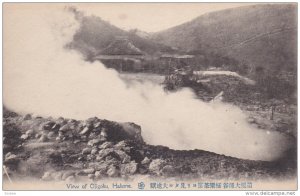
top-left (3, 4), bottom-right (290, 161)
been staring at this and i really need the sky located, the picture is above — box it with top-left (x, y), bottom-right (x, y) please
top-left (74, 3), bottom-right (257, 32)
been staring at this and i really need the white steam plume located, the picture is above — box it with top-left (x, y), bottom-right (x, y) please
top-left (3, 4), bottom-right (290, 161)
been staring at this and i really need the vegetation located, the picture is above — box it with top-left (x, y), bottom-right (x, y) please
top-left (152, 4), bottom-right (297, 77)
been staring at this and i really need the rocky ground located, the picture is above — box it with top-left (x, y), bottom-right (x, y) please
top-left (3, 107), bottom-right (296, 184)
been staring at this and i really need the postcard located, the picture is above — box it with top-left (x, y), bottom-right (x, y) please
top-left (2, 2), bottom-right (297, 192)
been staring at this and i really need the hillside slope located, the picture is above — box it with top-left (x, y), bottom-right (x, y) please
top-left (70, 11), bottom-right (177, 58)
top-left (152, 4), bottom-right (297, 74)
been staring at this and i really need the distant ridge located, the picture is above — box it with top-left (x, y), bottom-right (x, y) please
top-left (70, 13), bottom-right (177, 57)
top-left (151, 4), bottom-right (297, 75)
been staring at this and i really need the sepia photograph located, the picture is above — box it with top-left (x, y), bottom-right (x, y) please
top-left (2, 2), bottom-right (298, 192)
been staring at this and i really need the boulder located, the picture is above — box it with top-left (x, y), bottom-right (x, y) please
top-left (80, 127), bottom-right (90, 135)
top-left (94, 171), bottom-right (103, 178)
top-left (5, 152), bottom-right (13, 159)
top-left (41, 172), bottom-right (53, 181)
top-left (26, 129), bottom-right (34, 136)
top-left (94, 122), bottom-right (101, 129)
top-left (114, 141), bottom-right (131, 153)
top-left (88, 132), bottom-right (98, 139)
top-left (43, 121), bottom-right (55, 131)
top-left (107, 166), bottom-right (119, 177)
top-left (47, 131), bottom-right (55, 139)
top-left (82, 148), bottom-right (92, 155)
top-left (105, 155), bottom-right (120, 165)
top-left (88, 138), bottom-right (102, 146)
top-left (100, 122), bottom-right (143, 142)
top-left (161, 165), bottom-right (176, 177)
top-left (87, 140), bottom-right (93, 146)
top-left (73, 140), bottom-right (80, 144)
top-left (98, 148), bottom-right (114, 159)
top-left (20, 134), bottom-right (29, 140)
top-left (94, 165), bottom-right (109, 179)
top-left (86, 154), bottom-right (95, 161)
top-left (65, 175), bottom-right (76, 182)
top-left (114, 141), bottom-right (127, 150)
top-left (120, 161), bottom-right (138, 175)
top-left (100, 128), bottom-right (108, 138)
top-left (96, 155), bottom-right (104, 161)
top-left (23, 114), bottom-right (32, 120)
top-left (51, 172), bottom-right (63, 181)
top-left (69, 124), bottom-right (76, 130)
top-left (141, 157), bottom-right (151, 165)
top-left (56, 117), bottom-right (66, 125)
top-left (58, 131), bottom-right (64, 137)
top-left (80, 135), bottom-right (87, 141)
top-left (51, 124), bottom-right (60, 132)
top-left (91, 148), bottom-right (98, 155)
top-left (114, 150), bottom-right (131, 163)
top-left (83, 168), bottom-right (95, 174)
top-left (5, 153), bottom-right (18, 162)
top-left (78, 156), bottom-right (85, 161)
top-left (59, 124), bottom-right (70, 132)
top-left (99, 142), bottom-right (113, 149)
top-left (149, 159), bottom-right (166, 175)
top-left (35, 133), bottom-right (41, 139)
top-left (62, 171), bottom-right (75, 181)
top-left (65, 131), bottom-right (74, 138)
top-left (38, 134), bottom-right (48, 142)
top-left (56, 136), bottom-right (62, 141)
top-left (68, 119), bottom-right (77, 124)
top-left (89, 162), bottom-right (109, 173)
top-left (138, 165), bottom-right (148, 174)
top-left (119, 122), bottom-right (143, 142)
top-left (85, 117), bottom-right (99, 125)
